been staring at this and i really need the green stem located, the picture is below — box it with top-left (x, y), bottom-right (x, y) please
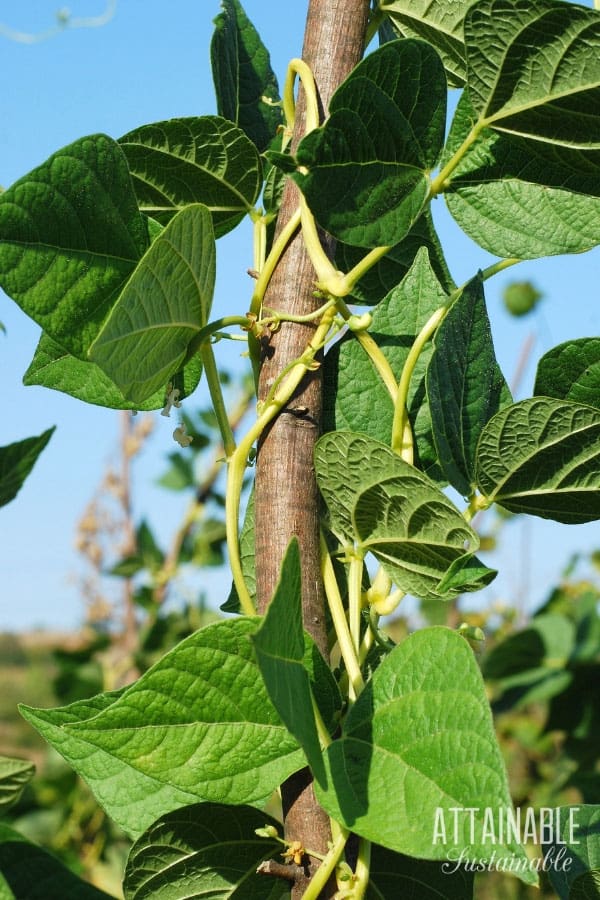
top-left (480, 256), bottom-right (523, 281)
top-left (352, 837), bottom-right (372, 899)
top-left (300, 194), bottom-right (340, 285)
top-left (302, 827), bottom-right (350, 900)
top-left (391, 306), bottom-right (447, 457)
top-left (348, 554), bottom-right (364, 656)
top-left (184, 316), bottom-right (253, 365)
top-left (320, 533), bottom-right (364, 701)
top-left (283, 57), bottom-right (321, 136)
top-left (428, 119), bottom-right (487, 198)
top-left (334, 297), bottom-right (398, 403)
top-left (336, 244), bottom-right (392, 297)
top-left (249, 208), bottom-right (302, 317)
top-left (199, 343), bottom-right (236, 459)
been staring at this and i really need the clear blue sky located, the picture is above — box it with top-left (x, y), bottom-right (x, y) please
top-left (1, 1), bottom-right (599, 631)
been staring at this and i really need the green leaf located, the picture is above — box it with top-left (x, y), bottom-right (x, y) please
top-left (0, 757), bottom-right (35, 813)
top-left (435, 553), bottom-right (497, 596)
top-left (124, 803), bottom-right (288, 900)
top-left (315, 627), bottom-right (534, 883)
top-left (541, 805), bottom-right (600, 900)
top-left (119, 117), bottom-right (262, 235)
top-left (465, 0), bottom-right (600, 149)
top-left (443, 91), bottom-right (600, 258)
top-left (20, 689), bottom-right (201, 839)
top-left (211, 0), bottom-right (281, 153)
top-left (0, 134), bottom-right (150, 358)
top-left (484, 613), bottom-right (575, 681)
top-left (352, 472), bottom-right (484, 601)
top-left (252, 540), bottom-right (341, 785)
top-left (334, 208), bottom-right (455, 306)
top-left (323, 247), bottom-right (449, 480)
top-left (427, 275), bottom-right (512, 497)
top-left (535, 339), bottom-right (600, 411)
top-left (0, 824), bottom-right (113, 899)
top-left (89, 204), bottom-right (215, 404)
top-left (22, 620), bottom-right (304, 834)
top-left (23, 332), bottom-right (203, 411)
top-left (380, 0), bottom-right (479, 88)
top-left (293, 40), bottom-right (446, 247)
top-left (475, 397), bottom-right (600, 524)
top-left (0, 428), bottom-right (54, 508)
top-left (367, 844), bottom-right (474, 899)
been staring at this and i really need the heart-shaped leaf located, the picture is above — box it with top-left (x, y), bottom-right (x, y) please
top-left (123, 803), bottom-right (288, 900)
top-left (24, 332), bottom-right (202, 411)
top-left (0, 428), bottom-right (54, 509)
top-left (465, 0), bottom-right (600, 149)
top-left (315, 627), bottom-right (535, 884)
top-left (89, 204), bottom-right (215, 404)
top-left (443, 91), bottom-right (600, 259)
top-left (380, 0), bottom-right (480, 88)
top-left (476, 397), bottom-right (600, 523)
top-left (0, 134), bottom-right (150, 358)
top-left (119, 116), bottom-right (262, 235)
top-left (535, 338), bottom-right (600, 410)
top-left (293, 40), bottom-right (447, 247)
top-left (427, 274), bottom-right (511, 497)
top-left (21, 619), bottom-right (304, 836)
top-left (211, 0), bottom-right (282, 153)
top-left (324, 247), bottom-right (450, 481)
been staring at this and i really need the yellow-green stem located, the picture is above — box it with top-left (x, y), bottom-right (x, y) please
top-left (200, 343), bottom-right (236, 459)
top-left (302, 827), bottom-right (350, 900)
top-left (320, 533), bottom-right (364, 701)
top-left (428, 120), bottom-right (486, 198)
top-left (352, 837), bottom-right (372, 899)
top-left (249, 208), bottom-right (302, 317)
top-left (334, 297), bottom-right (398, 403)
top-left (349, 555), bottom-right (364, 655)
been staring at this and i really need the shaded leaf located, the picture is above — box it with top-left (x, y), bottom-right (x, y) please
top-left (465, 0), bottom-right (600, 149)
top-left (293, 40), bottom-right (446, 247)
top-left (367, 844), bottom-right (474, 898)
top-left (22, 620), bottom-right (304, 836)
top-left (427, 275), bottom-right (511, 497)
top-left (0, 428), bottom-right (54, 508)
top-left (475, 398), bottom-right (600, 524)
top-left (222, 489), bottom-right (255, 613)
top-left (23, 332), bottom-right (202, 411)
top-left (323, 247), bottom-right (448, 481)
top-left (123, 803), bottom-right (288, 900)
top-left (315, 627), bottom-right (534, 883)
top-left (0, 757), bottom-right (35, 813)
top-left (252, 540), bottom-right (341, 784)
top-left (443, 91), bottom-right (600, 258)
top-left (0, 824), bottom-right (113, 899)
top-left (541, 805), bottom-right (600, 900)
top-left (211, 0), bottom-right (281, 153)
top-left (90, 204), bottom-right (215, 404)
top-left (119, 117), bottom-right (262, 235)
top-left (380, 0), bottom-right (479, 87)
top-left (0, 134), bottom-right (149, 358)
top-left (535, 339), bottom-right (600, 411)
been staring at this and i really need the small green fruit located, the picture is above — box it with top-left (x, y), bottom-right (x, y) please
top-left (502, 281), bottom-right (543, 317)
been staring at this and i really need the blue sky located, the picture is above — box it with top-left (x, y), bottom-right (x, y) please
top-left (1, 1), bottom-right (599, 631)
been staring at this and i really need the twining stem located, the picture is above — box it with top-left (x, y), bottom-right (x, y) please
top-left (320, 533), bottom-right (364, 701)
top-left (302, 827), bottom-right (350, 900)
top-left (283, 58), bottom-right (321, 138)
top-left (199, 343), bottom-right (236, 459)
top-left (352, 837), bottom-right (372, 899)
top-left (249, 208), bottom-right (302, 317)
top-left (227, 308), bottom-right (338, 614)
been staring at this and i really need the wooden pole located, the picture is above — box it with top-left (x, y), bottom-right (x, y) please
top-left (254, 0), bottom-right (371, 894)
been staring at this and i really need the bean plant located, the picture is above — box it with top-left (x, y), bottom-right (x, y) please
top-left (1, 0), bottom-right (600, 897)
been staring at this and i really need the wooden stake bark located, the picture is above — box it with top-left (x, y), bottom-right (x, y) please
top-left (255, 0), bottom-right (370, 895)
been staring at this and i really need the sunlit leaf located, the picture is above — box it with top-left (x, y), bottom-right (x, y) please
top-left (535, 338), bottom-right (600, 410)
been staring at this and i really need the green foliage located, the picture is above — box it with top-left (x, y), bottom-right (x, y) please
top-left (0, 757), bottom-right (35, 814)
top-left (0, 428), bottom-right (54, 508)
top-left (3, 0), bottom-right (600, 896)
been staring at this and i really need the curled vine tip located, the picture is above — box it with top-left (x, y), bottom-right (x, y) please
top-left (161, 383), bottom-right (182, 417)
top-left (173, 422), bottom-right (193, 448)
